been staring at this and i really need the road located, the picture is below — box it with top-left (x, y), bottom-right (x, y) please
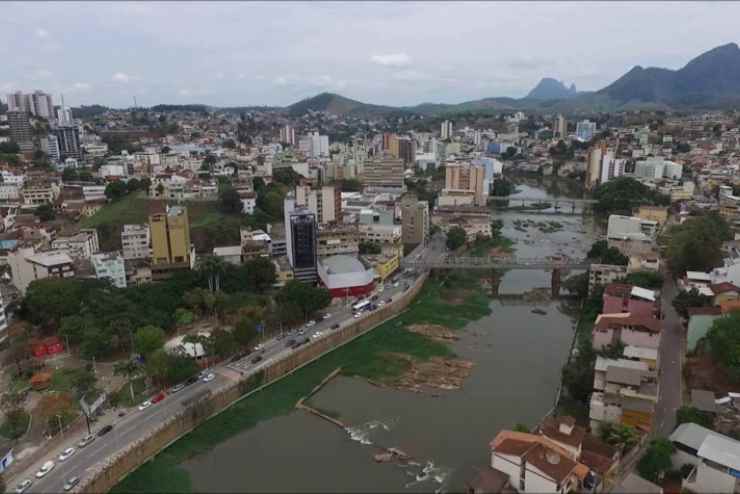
top-left (11, 240), bottom-right (445, 494)
top-left (654, 273), bottom-right (684, 437)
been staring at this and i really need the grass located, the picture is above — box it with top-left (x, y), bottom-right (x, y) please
top-left (468, 235), bottom-right (515, 257)
top-left (113, 276), bottom-right (491, 493)
top-left (110, 377), bottom-right (149, 408)
top-left (81, 192), bottom-right (150, 229)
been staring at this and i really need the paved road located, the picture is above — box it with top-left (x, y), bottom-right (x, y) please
top-left (654, 273), bottom-right (683, 438)
top-left (11, 240), bottom-right (445, 494)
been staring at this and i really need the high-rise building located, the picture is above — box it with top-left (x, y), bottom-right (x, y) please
top-left (362, 158), bottom-right (406, 193)
top-left (295, 184), bottom-right (341, 225)
top-left (585, 144), bottom-right (605, 190)
top-left (7, 92), bottom-right (27, 113)
top-left (441, 120), bottom-right (453, 140)
top-left (398, 137), bottom-right (416, 165)
top-left (553, 114), bottom-right (567, 139)
top-left (576, 120), bottom-right (597, 142)
top-left (46, 134), bottom-right (61, 163)
top-left (57, 107), bottom-right (73, 126)
top-left (7, 111), bottom-right (34, 153)
top-left (149, 204), bottom-right (193, 279)
top-left (121, 224), bottom-right (151, 260)
top-left (280, 125), bottom-right (296, 146)
top-left (444, 162), bottom-right (487, 205)
top-left (284, 201), bottom-right (318, 284)
top-left (298, 131), bottom-right (329, 158)
top-left (6, 91), bottom-right (54, 118)
top-left (401, 193), bottom-right (430, 247)
top-left (54, 126), bottom-right (81, 159)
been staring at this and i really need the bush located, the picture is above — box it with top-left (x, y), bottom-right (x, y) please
top-left (0, 409), bottom-right (30, 439)
top-left (676, 406), bottom-right (714, 429)
top-left (637, 438), bottom-right (675, 483)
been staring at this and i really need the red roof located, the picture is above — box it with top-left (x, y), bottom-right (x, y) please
top-left (710, 282), bottom-right (740, 295)
top-left (595, 313), bottom-right (661, 333)
top-left (604, 283), bottom-right (632, 298)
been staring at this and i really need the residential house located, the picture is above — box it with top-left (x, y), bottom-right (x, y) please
top-left (212, 246), bottom-right (242, 266)
top-left (589, 264), bottom-right (627, 294)
top-left (686, 307), bottom-right (722, 352)
top-left (592, 313), bottom-right (661, 351)
top-left (7, 247), bottom-right (75, 294)
top-left (50, 229), bottom-right (99, 259)
top-left (670, 423), bottom-right (740, 493)
top-left (602, 284), bottom-right (659, 319)
top-left (91, 252), bottom-right (127, 288)
top-left (709, 282), bottom-right (740, 306)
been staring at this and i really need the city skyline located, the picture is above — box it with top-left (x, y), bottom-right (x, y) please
top-left (3, 1), bottom-right (740, 108)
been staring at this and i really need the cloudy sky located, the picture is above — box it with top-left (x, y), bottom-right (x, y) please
top-left (2, 2), bottom-right (739, 108)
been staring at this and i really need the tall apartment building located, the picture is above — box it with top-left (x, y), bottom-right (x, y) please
top-left (576, 120), bottom-right (596, 142)
top-left (362, 159), bottom-right (405, 193)
top-left (8, 247), bottom-right (75, 295)
top-left (401, 193), bottom-right (430, 247)
top-left (7, 92), bottom-right (27, 113)
top-left (298, 131), bottom-right (329, 158)
top-left (585, 143), bottom-right (605, 190)
top-left (54, 126), bottom-right (81, 160)
top-left (553, 114), bottom-right (567, 139)
top-left (6, 91), bottom-right (54, 118)
top-left (443, 162), bottom-right (487, 205)
top-left (149, 204), bottom-right (193, 279)
top-left (121, 224), bottom-right (151, 260)
top-left (46, 134), bottom-right (61, 163)
top-left (284, 199), bottom-right (318, 284)
top-left (91, 252), bottom-right (127, 289)
top-left (7, 111), bottom-right (34, 153)
top-left (440, 120), bottom-right (453, 140)
top-left (295, 184), bottom-right (341, 224)
top-left (280, 125), bottom-right (296, 146)
top-left (398, 137), bottom-right (416, 165)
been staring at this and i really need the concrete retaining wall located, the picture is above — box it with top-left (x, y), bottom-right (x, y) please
top-left (81, 272), bottom-right (428, 493)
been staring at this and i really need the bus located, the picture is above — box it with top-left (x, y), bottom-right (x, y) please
top-left (352, 300), bottom-right (371, 313)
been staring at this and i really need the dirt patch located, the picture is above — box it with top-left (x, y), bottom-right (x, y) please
top-left (685, 351), bottom-right (738, 395)
top-left (440, 288), bottom-right (473, 305)
top-left (406, 324), bottom-right (460, 342)
top-left (489, 247), bottom-right (514, 258)
top-left (370, 353), bottom-right (474, 394)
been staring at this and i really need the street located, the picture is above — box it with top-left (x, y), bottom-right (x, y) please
top-left (654, 273), bottom-right (684, 438)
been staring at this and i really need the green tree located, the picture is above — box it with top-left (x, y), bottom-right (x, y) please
top-left (637, 438), bottom-right (675, 483)
top-left (144, 349), bottom-right (170, 387)
top-left (222, 138), bottom-right (237, 149)
top-left (340, 178), bottom-right (362, 192)
top-left (622, 271), bottom-right (664, 290)
top-left (198, 256), bottom-right (227, 292)
top-left (587, 240), bottom-right (628, 265)
top-left (34, 203), bottom-right (55, 221)
top-left (562, 272), bottom-right (589, 299)
top-left (201, 154), bottom-right (217, 172)
top-left (134, 325), bottom-right (166, 357)
top-left (234, 317), bottom-right (259, 348)
top-left (672, 288), bottom-right (713, 319)
top-left (446, 226), bottom-right (467, 250)
top-left (105, 181), bottom-right (128, 201)
top-left (218, 185), bottom-right (243, 214)
top-left (209, 328), bottom-right (237, 359)
top-left (273, 168), bottom-right (302, 187)
top-left (114, 359), bottom-right (141, 404)
top-left (513, 423), bottom-right (529, 433)
top-left (275, 281), bottom-right (331, 322)
top-left (174, 308), bottom-right (194, 326)
top-left (491, 219), bottom-right (504, 238)
top-left (0, 409), bottom-right (30, 439)
top-left (599, 423), bottom-right (639, 451)
top-left (592, 177), bottom-right (670, 214)
top-left (62, 168), bottom-right (79, 182)
top-left (707, 312), bottom-right (740, 382)
top-left (492, 178), bottom-right (516, 197)
top-left (359, 241), bottom-right (381, 255)
top-left (0, 141), bottom-right (20, 153)
top-left (165, 352), bottom-right (199, 384)
top-left (676, 406), bottom-right (714, 429)
top-left (667, 213), bottom-right (731, 273)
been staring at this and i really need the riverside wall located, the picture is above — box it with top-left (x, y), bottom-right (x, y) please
top-left (80, 272), bottom-right (429, 493)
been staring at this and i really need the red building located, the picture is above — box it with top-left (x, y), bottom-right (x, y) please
top-left (317, 255), bottom-right (375, 298)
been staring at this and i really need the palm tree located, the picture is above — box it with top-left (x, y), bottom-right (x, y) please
top-left (113, 360), bottom-right (141, 404)
top-left (198, 256), bottom-right (227, 292)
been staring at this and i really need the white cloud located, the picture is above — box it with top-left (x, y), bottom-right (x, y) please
top-left (370, 53), bottom-right (411, 67)
top-left (112, 72), bottom-right (131, 83)
top-left (71, 82), bottom-right (92, 91)
top-left (35, 28), bottom-right (49, 39)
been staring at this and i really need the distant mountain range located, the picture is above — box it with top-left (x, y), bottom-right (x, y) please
top-left (284, 42), bottom-right (740, 116)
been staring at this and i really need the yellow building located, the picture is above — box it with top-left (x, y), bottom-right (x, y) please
top-left (363, 252), bottom-right (400, 282)
top-left (637, 205), bottom-right (668, 225)
top-left (149, 203), bottom-right (192, 279)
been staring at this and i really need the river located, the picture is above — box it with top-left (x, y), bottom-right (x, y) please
top-left (184, 178), bottom-right (603, 493)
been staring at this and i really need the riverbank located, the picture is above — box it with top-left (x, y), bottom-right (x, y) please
top-left (113, 275), bottom-right (492, 493)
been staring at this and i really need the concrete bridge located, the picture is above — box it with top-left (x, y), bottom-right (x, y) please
top-left (488, 195), bottom-right (597, 215)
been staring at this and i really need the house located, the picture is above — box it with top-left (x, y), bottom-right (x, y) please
top-left (670, 422), bottom-right (740, 493)
top-left (709, 282), bottom-right (740, 306)
top-left (686, 307), bottom-right (722, 352)
top-left (602, 284), bottom-right (658, 319)
top-left (589, 264), bottom-right (627, 294)
top-left (212, 246), bottom-right (242, 266)
top-left (50, 229), bottom-right (99, 259)
top-left (592, 313), bottom-right (662, 350)
top-left (680, 271), bottom-right (714, 296)
top-left (7, 246), bottom-right (75, 294)
top-left (464, 466), bottom-right (512, 494)
top-left (590, 357), bottom-right (658, 431)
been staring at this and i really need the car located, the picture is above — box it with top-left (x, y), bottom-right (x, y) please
top-left (151, 391), bottom-right (166, 404)
top-left (298, 329), bottom-right (305, 335)
top-left (385, 298), bottom-right (393, 304)
top-left (393, 282), bottom-right (400, 287)
top-left (77, 434), bottom-right (95, 448)
top-left (185, 375), bottom-right (199, 386)
top-left (306, 320), bottom-right (316, 327)
top-left (311, 332), bottom-right (319, 339)
top-left (58, 447), bottom-right (75, 461)
top-left (63, 476), bottom-right (80, 491)
top-left (251, 355), bottom-right (263, 364)
top-left (285, 338), bottom-right (296, 347)
top-left (353, 313), bottom-right (361, 319)
top-left (253, 343), bottom-right (264, 351)
top-left (322, 313), bottom-right (331, 320)
top-left (170, 383), bottom-right (185, 394)
top-left (378, 301), bottom-right (386, 307)
top-left (15, 479), bottom-right (32, 493)
top-left (201, 372), bottom-right (216, 383)
top-left (331, 323), bottom-right (340, 330)
top-left (35, 461), bottom-right (55, 478)
top-left (97, 424), bottom-right (113, 437)
top-left (138, 400), bottom-right (152, 411)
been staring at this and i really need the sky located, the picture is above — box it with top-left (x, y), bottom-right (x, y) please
top-left (2, 2), bottom-right (740, 108)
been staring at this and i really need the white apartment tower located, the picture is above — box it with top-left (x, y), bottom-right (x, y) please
top-left (441, 120), bottom-right (454, 140)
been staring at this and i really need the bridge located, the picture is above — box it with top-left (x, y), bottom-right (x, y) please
top-left (488, 196), bottom-right (598, 206)
top-left (488, 196), bottom-right (597, 215)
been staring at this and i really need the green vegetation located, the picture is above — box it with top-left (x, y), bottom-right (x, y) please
top-left (622, 271), bottom-right (664, 290)
top-left (672, 288), bottom-right (713, 319)
top-left (637, 437), bottom-right (676, 483)
top-left (592, 177), bottom-right (670, 214)
top-left (587, 240), bottom-right (628, 265)
top-left (561, 287), bottom-right (603, 403)
top-left (34, 203), bottom-right (55, 222)
top-left (339, 178), bottom-right (362, 192)
top-left (446, 226), bottom-right (467, 250)
top-left (358, 241), bottom-right (381, 255)
top-left (110, 376), bottom-right (147, 408)
top-left (114, 275), bottom-right (491, 493)
top-left (707, 312), bottom-right (740, 382)
top-left (274, 281), bottom-right (332, 323)
top-left (0, 409), bottom-right (30, 440)
top-left (598, 423), bottom-right (640, 452)
top-left (666, 212), bottom-right (732, 273)
top-left (50, 367), bottom-right (98, 399)
top-left (676, 406), bottom-right (714, 429)
top-left (492, 177), bottom-right (516, 197)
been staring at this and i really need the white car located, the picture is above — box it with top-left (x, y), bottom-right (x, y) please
top-left (138, 400), bottom-right (152, 411)
top-left (36, 461), bottom-right (55, 478)
top-left (322, 313), bottom-right (331, 320)
top-left (63, 476), bottom-right (80, 491)
top-left (201, 372), bottom-right (216, 383)
top-left (15, 479), bottom-right (32, 493)
top-left (306, 320), bottom-right (316, 327)
top-left (77, 434), bottom-right (95, 448)
top-left (253, 343), bottom-right (264, 352)
top-left (58, 447), bottom-right (75, 461)
top-left (353, 313), bottom-right (361, 319)
top-left (393, 282), bottom-right (400, 287)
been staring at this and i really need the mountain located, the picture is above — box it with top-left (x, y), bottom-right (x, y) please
top-left (598, 42), bottom-right (740, 106)
top-left (525, 78), bottom-right (578, 100)
top-left (287, 92), bottom-right (402, 117)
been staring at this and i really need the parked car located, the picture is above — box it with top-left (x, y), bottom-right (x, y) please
top-left (58, 447), bottom-right (75, 462)
top-left (285, 338), bottom-right (296, 348)
top-left (393, 282), bottom-right (400, 287)
top-left (306, 320), bottom-right (317, 327)
top-left (63, 476), bottom-right (80, 491)
top-left (385, 298), bottom-right (393, 304)
top-left (353, 313), bottom-right (361, 319)
top-left (138, 400), bottom-right (152, 411)
top-left (35, 461), bottom-right (55, 478)
top-left (201, 372), bottom-right (216, 383)
top-left (322, 313), bottom-right (331, 320)
top-left (331, 323), bottom-right (340, 330)
top-left (15, 479), bottom-right (32, 493)
top-left (253, 343), bottom-right (264, 351)
top-left (97, 424), bottom-right (113, 437)
top-left (77, 434), bottom-right (95, 448)
top-left (170, 383), bottom-right (185, 394)
top-left (151, 391), bottom-right (166, 404)
top-left (298, 329), bottom-right (305, 335)
top-left (185, 375), bottom-right (199, 386)
top-left (251, 355), bottom-right (263, 364)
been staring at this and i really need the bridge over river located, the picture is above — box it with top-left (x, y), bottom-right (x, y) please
top-left (488, 195), bottom-right (598, 215)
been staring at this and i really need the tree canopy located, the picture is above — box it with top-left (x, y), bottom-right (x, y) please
top-left (446, 226), bottom-right (467, 251)
top-left (637, 438), bottom-right (675, 483)
top-left (621, 271), bottom-right (664, 290)
top-left (707, 312), bottom-right (740, 382)
top-left (218, 185), bottom-right (243, 214)
top-left (587, 240), bottom-right (628, 265)
top-left (134, 325), bottom-right (166, 357)
top-left (592, 177), bottom-right (670, 214)
top-left (275, 281), bottom-right (331, 322)
top-left (667, 213), bottom-right (731, 274)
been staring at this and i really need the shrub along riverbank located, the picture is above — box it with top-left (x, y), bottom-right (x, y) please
top-left (113, 274), bottom-right (492, 493)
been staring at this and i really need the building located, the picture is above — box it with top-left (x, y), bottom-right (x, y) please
top-left (8, 247), bottom-right (75, 294)
top-left (362, 159), bottom-right (405, 193)
top-left (592, 313), bottom-right (661, 351)
top-left (285, 201), bottom-right (318, 283)
top-left (91, 252), bottom-right (127, 288)
top-left (298, 131), bottom-right (329, 158)
top-left (280, 125), bottom-right (296, 146)
top-left (576, 120), bottom-right (596, 142)
top-left (601, 283), bottom-right (658, 319)
top-left (588, 264), bottom-right (628, 294)
top-left (397, 137), bottom-right (416, 165)
top-left (51, 229), bottom-right (99, 259)
top-left (6, 91), bottom-right (54, 118)
top-left (46, 134), bottom-right (61, 163)
top-left (401, 193), bottom-right (429, 247)
top-left (441, 120), bottom-right (453, 140)
top-left (212, 246), bottom-right (243, 266)
top-left (554, 114), bottom-right (567, 139)
top-left (7, 111), bottom-right (34, 153)
top-left (149, 203), bottom-right (194, 280)
top-left (317, 225), bottom-right (359, 257)
top-left (443, 162), bottom-right (487, 206)
top-left (585, 144), bottom-right (606, 190)
top-left (637, 206), bottom-right (669, 225)
top-left (54, 126), bottom-right (81, 160)
top-left (317, 255), bottom-right (375, 299)
top-left (22, 180), bottom-right (60, 205)
top-left (670, 423), bottom-right (740, 493)
top-left (295, 185), bottom-right (341, 224)
top-left (121, 224), bottom-right (151, 260)
top-left (634, 158), bottom-right (683, 180)
top-left (362, 252), bottom-right (400, 282)
top-left (607, 215), bottom-right (658, 243)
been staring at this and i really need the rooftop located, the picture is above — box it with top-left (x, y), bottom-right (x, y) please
top-left (27, 250), bottom-right (73, 267)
